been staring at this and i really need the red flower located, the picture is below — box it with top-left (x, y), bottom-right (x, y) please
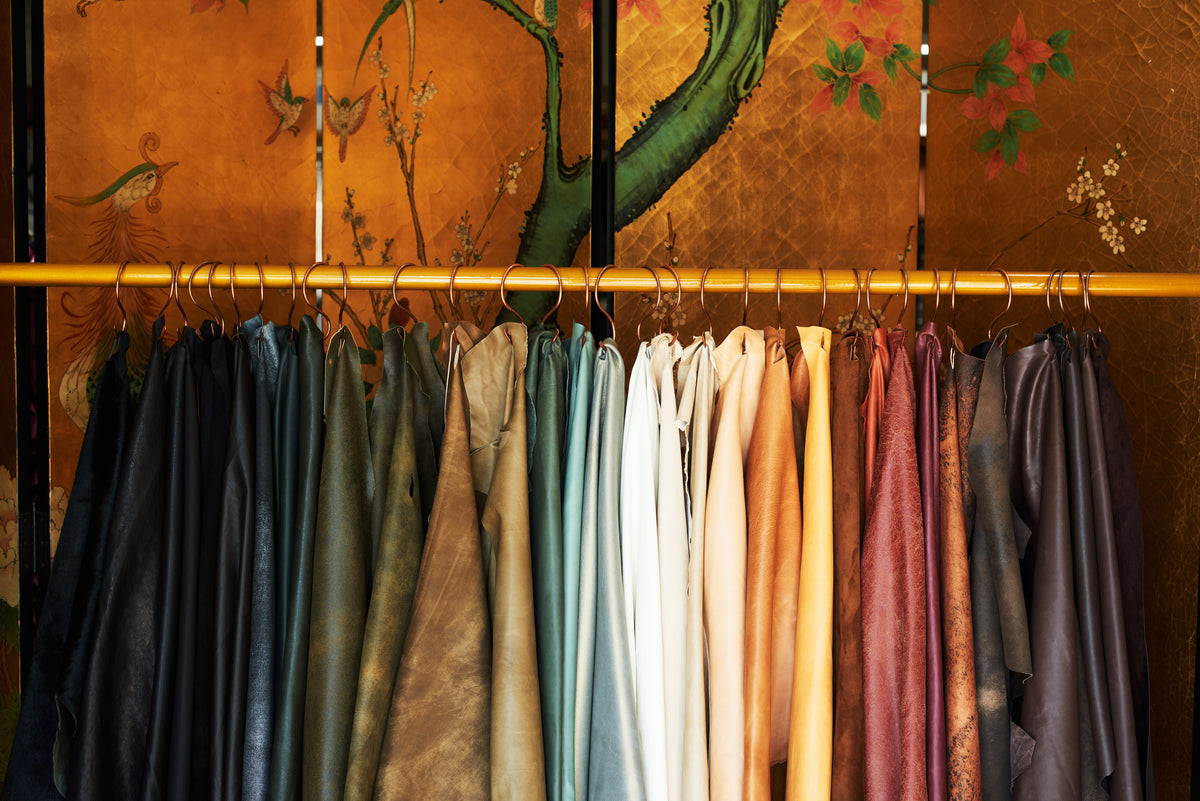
top-left (811, 71), bottom-right (884, 116)
top-left (984, 149), bottom-right (1028, 182)
top-left (853, 0), bottom-right (904, 30)
top-left (849, 71), bottom-right (884, 108)
top-left (578, 0), bottom-right (662, 26)
top-left (811, 84), bottom-right (836, 115)
top-left (1002, 12), bottom-right (1054, 73)
top-left (832, 19), bottom-right (902, 58)
top-left (960, 86), bottom-right (1007, 132)
top-left (1004, 74), bottom-right (1036, 103)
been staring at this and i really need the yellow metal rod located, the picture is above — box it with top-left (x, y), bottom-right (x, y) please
top-left (0, 263), bottom-right (1199, 297)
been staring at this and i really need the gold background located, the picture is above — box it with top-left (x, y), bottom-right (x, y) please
top-left (925, 2), bottom-right (1198, 795)
top-left (23, 0), bottom-right (1199, 795)
top-left (615, 0), bottom-right (923, 336)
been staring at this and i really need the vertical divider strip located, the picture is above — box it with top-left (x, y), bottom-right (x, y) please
top-left (915, 0), bottom-right (929, 325)
top-left (14, 0), bottom-right (50, 685)
top-left (590, 0), bottom-right (616, 340)
top-left (315, 0), bottom-right (325, 313)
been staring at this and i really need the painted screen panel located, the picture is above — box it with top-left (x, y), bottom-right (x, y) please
top-left (615, 0), bottom-right (923, 336)
top-left (321, 0), bottom-right (593, 338)
top-left (924, 2), bottom-right (1199, 793)
top-left (42, 0), bottom-right (318, 549)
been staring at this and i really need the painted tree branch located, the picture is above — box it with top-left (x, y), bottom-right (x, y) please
top-left (483, 0), bottom-right (782, 323)
top-left (612, 0), bottom-right (781, 227)
top-left (484, 0), bottom-right (592, 313)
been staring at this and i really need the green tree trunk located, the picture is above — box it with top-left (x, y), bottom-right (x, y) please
top-left (503, 0), bottom-right (783, 325)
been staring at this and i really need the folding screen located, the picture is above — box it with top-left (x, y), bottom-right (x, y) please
top-left (18, 0), bottom-right (1200, 793)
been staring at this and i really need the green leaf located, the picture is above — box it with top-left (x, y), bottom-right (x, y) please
top-left (892, 43), bottom-right (919, 62)
top-left (859, 83), bottom-right (882, 121)
top-left (973, 69), bottom-right (988, 99)
top-left (982, 37), bottom-right (1010, 67)
top-left (1047, 29), bottom-right (1072, 50)
top-left (358, 346), bottom-right (377, 365)
top-left (1030, 62), bottom-right (1046, 87)
top-left (883, 55), bottom-right (898, 85)
top-left (825, 38), bottom-right (845, 71)
top-left (832, 74), bottom-right (852, 107)
top-left (987, 64), bottom-right (1018, 88)
top-left (1049, 52), bottom-right (1074, 80)
top-left (1000, 124), bottom-right (1019, 165)
top-left (1007, 109), bottom-right (1042, 132)
top-left (974, 129), bottom-right (1002, 152)
top-left (843, 41), bottom-right (866, 74)
top-left (812, 63), bottom-right (838, 83)
top-left (367, 323), bottom-right (384, 350)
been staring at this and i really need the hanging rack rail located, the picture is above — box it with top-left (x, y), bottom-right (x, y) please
top-left (0, 263), bottom-right (1199, 297)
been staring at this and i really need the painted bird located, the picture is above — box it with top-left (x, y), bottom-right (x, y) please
top-left (260, 60), bottom-right (307, 145)
top-left (56, 159), bottom-right (177, 215)
top-left (55, 133), bottom-right (178, 263)
top-left (324, 89), bottom-right (373, 163)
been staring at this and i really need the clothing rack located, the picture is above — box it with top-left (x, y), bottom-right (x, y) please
top-left (0, 264), bottom-right (1199, 297)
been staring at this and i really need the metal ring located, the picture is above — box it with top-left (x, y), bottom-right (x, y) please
top-left (950, 265), bottom-right (960, 330)
top-left (593, 264), bottom-right (619, 345)
top-left (207, 261), bottom-right (226, 334)
top-left (228, 261), bottom-right (243, 326)
top-left (254, 262), bottom-right (267, 319)
top-left (636, 267), bottom-right (663, 342)
top-left (987, 268), bottom-right (1013, 340)
top-left (929, 266), bottom-right (941, 322)
top-left (818, 266), bottom-right (828, 329)
top-left (338, 261), bottom-right (350, 329)
top-left (865, 267), bottom-right (884, 327)
top-left (700, 265), bottom-right (715, 336)
top-left (499, 264), bottom-right (526, 327)
top-left (775, 267), bottom-right (784, 332)
top-left (286, 262), bottom-right (298, 326)
top-left (538, 263), bottom-right (565, 330)
top-left (662, 262), bottom-right (683, 341)
top-left (115, 261), bottom-right (130, 332)
top-left (302, 262), bottom-right (333, 335)
top-left (742, 265), bottom-right (750, 327)
top-left (391, 262), bottom-right (420, 325)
